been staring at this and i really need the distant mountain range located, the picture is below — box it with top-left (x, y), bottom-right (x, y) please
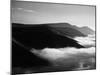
top-left (72, 25), bottom-right (95, 35)
top-left (46, 23), bottom-right (95, 37)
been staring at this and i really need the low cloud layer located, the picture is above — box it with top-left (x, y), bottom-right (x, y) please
top-left (74, 34), bottom-right (95, 46)
top-left (31, 47), bottom-right (95, 61)
top-left (31, 34), bottom-right (95, 70)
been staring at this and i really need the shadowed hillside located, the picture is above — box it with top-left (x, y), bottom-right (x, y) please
top-left (12, 23), bottom-right (84, 49)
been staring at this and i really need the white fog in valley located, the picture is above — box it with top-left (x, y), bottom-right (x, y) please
top-left (31, 34), bottom-right (95, 70)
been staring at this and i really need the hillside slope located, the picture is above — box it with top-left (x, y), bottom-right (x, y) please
top-left (12, 23), bottom-right (84, 49)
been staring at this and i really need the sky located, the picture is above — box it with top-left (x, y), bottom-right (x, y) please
top-left (11, 0), bottom-right (96, 30)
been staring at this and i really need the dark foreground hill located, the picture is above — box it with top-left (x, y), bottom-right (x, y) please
top-left (12, 23), bottom-right (84, 49)
top-left (12, 23), bottom-right (85, 74)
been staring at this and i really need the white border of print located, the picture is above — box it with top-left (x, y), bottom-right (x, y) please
top-left (0, 0), bottom-right (100, 75)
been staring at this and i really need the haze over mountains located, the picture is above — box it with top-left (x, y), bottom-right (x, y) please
top-left (46, 22), bottom-right (95, 36)
top-left (72, 25), bottom-right (95, 35)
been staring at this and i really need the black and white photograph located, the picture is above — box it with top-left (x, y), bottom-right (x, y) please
top-left (11, 0), bottom-right (96, 74)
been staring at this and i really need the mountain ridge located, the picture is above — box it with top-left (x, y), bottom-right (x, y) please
top-left (12, 22), bottom-right (87, 38)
